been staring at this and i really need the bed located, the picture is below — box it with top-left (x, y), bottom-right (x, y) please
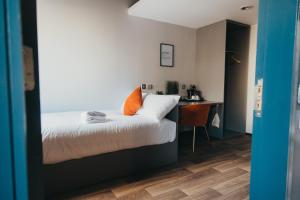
top-left (43, 106), bottom-right (178, 197)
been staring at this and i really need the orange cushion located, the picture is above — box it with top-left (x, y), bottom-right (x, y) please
top-left (123, 87), bottom-right (143, 116)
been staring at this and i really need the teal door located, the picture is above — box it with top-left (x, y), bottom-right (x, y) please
top-left (250, 0), bottom-right (298, 199)
top-left (0, 0), bottom-right (28, 199)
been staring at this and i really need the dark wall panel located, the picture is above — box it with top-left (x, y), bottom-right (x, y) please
top-left (21, 0), bottom-right (44, 199)
top-left (224, 21), bottom-right (250, 134)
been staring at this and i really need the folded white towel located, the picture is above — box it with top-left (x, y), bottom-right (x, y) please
top-left (81, 111), bottom-right (107, 124)
top-left (85, 118), bottom-right (107, 124)
top-left (84, 111), bottom-right (106, 117)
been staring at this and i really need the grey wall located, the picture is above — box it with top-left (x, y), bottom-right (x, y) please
top-left (195, 21), bottom-right (227, 102)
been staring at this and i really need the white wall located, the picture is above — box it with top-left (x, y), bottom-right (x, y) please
top-left (246, 24), bottom-right (258, 133)
top-left (37, 0), bottom-right (197, 113)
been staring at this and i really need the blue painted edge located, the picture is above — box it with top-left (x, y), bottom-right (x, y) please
top-left (5, 0), bottom-right (29, 199)
top-left (250, 0), bottom-right (298, 199)
top-left (0, 0), bottom-right (15, 199)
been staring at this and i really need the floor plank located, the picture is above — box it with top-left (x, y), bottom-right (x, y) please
top-left (117, 190), bottom-right (152, 200)
top-left (151, 189), bottom-right (187, 200)
top-left (112, 168), bottom-right (192, 198)
top-left (180, 188), bottom-right (222, 200)
top-left (181, 168), bottom-right (248, 195)
top-left (145, 168), bottom-right (221, 196)
top-left (211, 173), bottom-right (250, 195)
top-left (213, 184), bottom-right (250, 200)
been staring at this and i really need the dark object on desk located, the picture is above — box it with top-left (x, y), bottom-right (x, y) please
top-left (179, 104), bottom-right (211, 152)
top-left (156, 91), bottom-right (164, 95)
top-left (187, 89), bottom-right (193, 99)
top-left (187, 85), bottom-right (196, 98)
top-left (166, 81), bottom-right (179, 94)
top-left (186, 85), bottom-right (203, 100)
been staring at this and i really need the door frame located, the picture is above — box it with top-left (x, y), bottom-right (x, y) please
top-left (0, 0), bottom-right (28, 199)
top-left (287, 1), bottom-right (300, 199)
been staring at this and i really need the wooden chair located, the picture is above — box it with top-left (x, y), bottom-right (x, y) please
top-left (179, 104), bottom-right (211, 152)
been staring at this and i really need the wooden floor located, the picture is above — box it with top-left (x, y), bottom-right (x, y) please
top-left (56, 134), bottom-right (251, 200)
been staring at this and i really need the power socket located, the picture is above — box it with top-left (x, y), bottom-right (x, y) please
top-left (147, 84), bottom-right (153, 90)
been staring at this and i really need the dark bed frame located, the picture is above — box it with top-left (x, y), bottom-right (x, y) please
top-left (43, 106), bottom-right (179, 197)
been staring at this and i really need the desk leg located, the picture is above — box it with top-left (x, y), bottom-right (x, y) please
top-left (204, 126), bottom-right (210, 142)
top-left (193, 126), bottom-right (196, 152)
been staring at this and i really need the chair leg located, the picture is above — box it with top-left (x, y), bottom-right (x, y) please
top-left (193, 126), bottom-right (196, 152)
top-left (204, 126), bottom-right (210, 142)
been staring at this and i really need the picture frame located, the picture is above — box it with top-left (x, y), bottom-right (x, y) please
top-left (160, 43), bottom-right (174, 67)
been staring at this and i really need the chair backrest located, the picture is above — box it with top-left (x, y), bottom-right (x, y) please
top-left (179, 104), bottom-right (211, 126)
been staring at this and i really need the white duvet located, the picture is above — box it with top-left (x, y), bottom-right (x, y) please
top-left (42, 111), bottom-right (176, 164)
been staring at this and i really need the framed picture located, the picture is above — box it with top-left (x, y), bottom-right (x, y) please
top-left (160, 43), bottom-right (174, 67)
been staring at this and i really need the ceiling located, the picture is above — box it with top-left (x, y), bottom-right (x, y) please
top-left (128, 0), bottom-right (258, 29)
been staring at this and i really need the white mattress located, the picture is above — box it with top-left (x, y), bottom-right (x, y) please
top-left (42, 111), bottom-right (176, 164)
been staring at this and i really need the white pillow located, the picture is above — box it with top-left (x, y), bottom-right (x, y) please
top-left (137, 94), bottom-right (180, 121)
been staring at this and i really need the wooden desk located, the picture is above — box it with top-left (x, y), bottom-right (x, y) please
top-left (178, 101), bottom-right (222, 107)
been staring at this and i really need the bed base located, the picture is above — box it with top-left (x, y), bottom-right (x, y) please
top-left (43, 106), bottom-right (178, 197)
